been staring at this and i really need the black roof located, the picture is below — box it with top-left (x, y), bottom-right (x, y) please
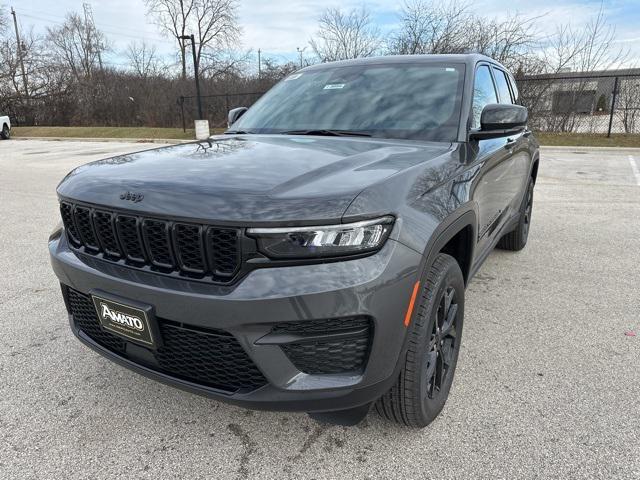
top-left (302, 54), bottom-right (507, 71)
top-left (522, 67), bottom-right (640, 80)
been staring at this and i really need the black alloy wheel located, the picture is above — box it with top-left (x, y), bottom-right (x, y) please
top-left (497, 177), bottom-right (534, 251)
top-left (425, 286), bottom-right (459, 400)
top-left (376, 253), bottom-right (465, 427)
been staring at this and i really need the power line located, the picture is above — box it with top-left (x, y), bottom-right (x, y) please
top-left (11, 9), bottom-right (179, 72)
top-left (14, 5), bottom-right (160, 35)
top-left (17, 11), bottom-right (176, 45)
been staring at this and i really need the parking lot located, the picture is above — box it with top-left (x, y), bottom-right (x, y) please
top-left (1, 139), bottom-right (638, 479)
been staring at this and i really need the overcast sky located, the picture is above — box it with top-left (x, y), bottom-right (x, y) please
top-left (8, 0), bottom-right (640, 70)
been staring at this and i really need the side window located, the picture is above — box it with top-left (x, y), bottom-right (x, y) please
top-left (472, 65), bottom-right (497, 128)
top-left (508, 73), bottom-right (519, 103)
top-left (493, 69), bottom-right (514, 104)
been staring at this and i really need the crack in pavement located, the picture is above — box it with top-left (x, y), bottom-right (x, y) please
top-left (227, 423), bottom-right (257, 480)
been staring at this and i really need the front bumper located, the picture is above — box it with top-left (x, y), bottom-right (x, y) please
top-left (50, 232), bottom-right (421, 412)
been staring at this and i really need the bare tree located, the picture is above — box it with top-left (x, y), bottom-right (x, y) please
top-left (126, 41), bottom-right (161, 78)
top-left (532, 3), bottom-right (626, 77)
top-left (309, 7), bottom-right (382, 62)
top-left (46, 13), bottom-right (108, 82)
top-left (388, 0), bottom-right (469, 55)
top-left (389, 1), bottom-right (538, 72)
top-left (520, 2), bottom-right (629, 132)
top-left (0, 26), bottom-right (70, 124)
top-left (260, 58), bottom-right (298, 80)
top-left (192, 0), bottom-right (241, 73)
top-left (145, 0), bottom-right (193, 79)
top-left (0, 4), bottom-right (8, 34)
top-left (616, 78), bottom-right (640, 134)
top-left (570, 5), bottom-right (626, 72)
top-left (144, 0), bottom-right (240, 79)
top-left (467, 14), bottom-right (539, 73)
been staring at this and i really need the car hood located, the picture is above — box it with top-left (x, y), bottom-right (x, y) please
top-left (58, 135), bottom-right (452, 224)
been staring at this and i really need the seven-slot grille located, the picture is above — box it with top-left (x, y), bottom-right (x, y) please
top-left (60, 201), bottom-right (241, 282)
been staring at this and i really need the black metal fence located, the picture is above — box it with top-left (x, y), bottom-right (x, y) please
top-left (178, 91), bottom-right (265, 130)
top-left (517, 73), bottom-right (640, 136)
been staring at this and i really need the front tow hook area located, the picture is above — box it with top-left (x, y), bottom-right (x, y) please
top-left (307, 403), bottom-right (372, 426)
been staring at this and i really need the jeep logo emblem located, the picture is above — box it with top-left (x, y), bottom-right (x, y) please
top-left (120, 191), bottom-right (144, 203)
top-left (100, 302), bottom-right (145, 331)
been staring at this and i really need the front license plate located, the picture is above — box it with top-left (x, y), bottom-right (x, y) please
top-left (91, 293), bottom-right (158, 348)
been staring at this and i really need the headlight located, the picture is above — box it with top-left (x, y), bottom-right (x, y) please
top-left (247, 216), bottom-right (394, 259)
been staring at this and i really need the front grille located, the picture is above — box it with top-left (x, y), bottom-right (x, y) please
top-left (142, 219), bottom-right (173, 267)
top-left (75, 206), bottom-right (99, 250)
top-left (60, 202), bottom-right (80, 246)
top-left (274, 317), bottom-right (373, 375)
top-left (117, 215), bottom-right (145, 263)
top-left (65, 288), bottom-right (267, 393)
top-left (174, 223), bottom-right (206, 273)
top-left (60, 201), bottom-right (241, 283)
top-left (93, 210), bottom-right (120, 258)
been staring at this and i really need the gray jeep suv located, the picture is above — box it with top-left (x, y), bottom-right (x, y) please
top-left (49, 54), bottom-right (539, 427)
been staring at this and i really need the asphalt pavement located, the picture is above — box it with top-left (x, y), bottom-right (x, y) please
top-left (0, 140), bottom-right (638, 479)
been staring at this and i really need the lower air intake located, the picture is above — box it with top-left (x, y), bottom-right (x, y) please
top-left (274, 317), bottom-right (373, 375)
top-left (65, 287), bottom-right (267, 393)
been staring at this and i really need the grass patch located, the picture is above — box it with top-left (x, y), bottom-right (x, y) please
top-left (535, 133), bottom-right (640, 148)
top-left (12, 126), bottom-right (200, 140)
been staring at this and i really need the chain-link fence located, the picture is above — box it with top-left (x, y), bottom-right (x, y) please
top-left (517, 72), bottom-right (640, 136)
top-left (178, 91), bottom-right (266, 130)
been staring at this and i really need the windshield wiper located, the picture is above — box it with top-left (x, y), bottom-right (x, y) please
top-left (279, 129), bottom-right (372, 137)
top-left (225, 130), bottom-right (255, 134)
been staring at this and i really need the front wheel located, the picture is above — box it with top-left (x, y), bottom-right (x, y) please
top-left (497, 177), bottom-right (534, 251)
top-left (0, 125), bottom-right (9, 140)
top-left (376, 253), bottom-right (464, 428)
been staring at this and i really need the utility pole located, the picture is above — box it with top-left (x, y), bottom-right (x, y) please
top-left (257, 49), bottom-right (261, 78)
top-left (180, 34), bottom-right (203, 119)
top-left (10, 7), bottom-right (29, 98)
top-left (296, 47), bottom-right (306, 69)
top-left (83, 3), bottom-right (103, 71)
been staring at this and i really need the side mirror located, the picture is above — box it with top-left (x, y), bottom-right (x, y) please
top-left (471, 104), bottom-right (528, 139)
top-left (227, 107), bottom-right (248, 127)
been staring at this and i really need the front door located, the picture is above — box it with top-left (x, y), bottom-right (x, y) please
top-left (469, 64), bottom-right (516, 253)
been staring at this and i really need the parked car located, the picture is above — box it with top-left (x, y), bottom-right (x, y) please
top-left (49, 54), bottom-right (539, 428)
top-left (0, 115), bottom-right (10, 139)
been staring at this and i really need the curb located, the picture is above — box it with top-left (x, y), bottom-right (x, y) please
top-left (540, 145), bottom-right (640, 153)
top-left (11, 136), bottom-right (191, 144)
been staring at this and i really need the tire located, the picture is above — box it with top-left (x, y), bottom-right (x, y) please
top-left (0, 125), bottom-right (9, 140)
top-left (497, 177), bottom-right (534, 251)
top-left (375, 253), bottom-right (465, 428)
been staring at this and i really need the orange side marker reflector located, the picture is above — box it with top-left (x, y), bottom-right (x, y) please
top-left (403, 281), bottom-right (421, 327)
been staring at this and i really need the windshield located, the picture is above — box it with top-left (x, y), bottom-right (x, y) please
top-left (228, 63), bottom-right (465, 141)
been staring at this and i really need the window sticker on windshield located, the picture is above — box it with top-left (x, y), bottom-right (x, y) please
top-left (445, 68), bottom-right (455, 72)
top-left (323, 84), bottom-right (345, 90)
top-left (285, 73), bottom-right (303, 81)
